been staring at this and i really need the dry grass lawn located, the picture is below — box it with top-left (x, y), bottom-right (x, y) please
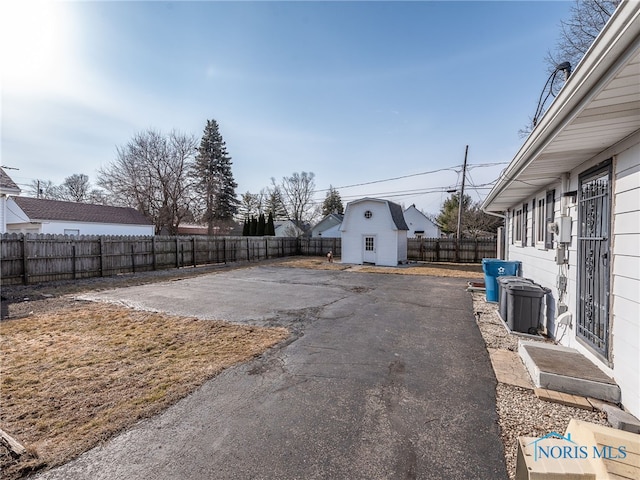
top-left (276, 256), bottom-right (484, 278)
top-left (0, 302), bottom-right (288, 479)
top-left (0, 256), bottom-right (482, 478)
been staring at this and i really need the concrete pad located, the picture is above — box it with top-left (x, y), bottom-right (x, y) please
top-left (519, 340), bottom-right (620, 404)
top-left (488, 348), bottom-right (533, 389)
top-left (602, 404), bottom-right (640, 434)
top-left (77, 266), bottom-right (351, 324)
top-left (37, 267), bottom-right (508, 480)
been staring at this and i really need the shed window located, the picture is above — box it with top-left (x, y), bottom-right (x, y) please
top-left (365, 237), bottom-right (374, 251)
top-left (364, 210), bottom-right (372, 219)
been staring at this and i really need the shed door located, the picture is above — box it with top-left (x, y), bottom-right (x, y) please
top-left (577, 161), bottom-right (611, 359)
top-left (363, 235), bottom-right (376, 264)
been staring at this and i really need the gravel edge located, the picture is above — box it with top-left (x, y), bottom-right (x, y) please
top-left (470, 291), bottom-right (608, 479)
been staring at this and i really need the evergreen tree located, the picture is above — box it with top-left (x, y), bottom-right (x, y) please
top-left (242, 218), bottom-right (249, 236)
top-left (192, 119), bottom-right (239, 235)
top-left (322, 185), bottom-right (344, 216)
top-left (257, 213), bottom-right (266, 236)
top-left (249, 216), bottom-right (257, 236)
top-left (266, 212), bottom-right (275, 236)
top-left (266, 181), bottom-right (289, 220)
top-left (436, 193), bottom-right (471, 236)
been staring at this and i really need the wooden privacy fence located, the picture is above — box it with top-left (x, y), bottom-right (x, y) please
top-left (0, 234), bottom-right (345, 286)
top-left (406, 237), bottom-right (497, 263)
top-left (0, 234), bottom-right (494, 285)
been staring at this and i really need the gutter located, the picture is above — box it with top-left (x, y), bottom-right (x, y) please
top-left (482, 0), bottom-right (640, 212)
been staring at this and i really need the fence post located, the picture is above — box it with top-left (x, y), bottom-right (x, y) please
top-left (175, 237), bottom-right (180, 268)
top-left (131, 244), bottom-right (136, 273)
top-left (223, 238), bottom-right (226, 264)
top-left (72, 244), bottom-right (77, 280)
top-left (152, 237), bottom-right (157, 270)
top-left (435, 239), bottom-right (440, 262)
top-left (100, 237), bottom-right (105, 277)
top-left (21, 234), bottom-right (29, 285)
top-left (474, 239), bottom-right (479, 263)
top-left (265, 238), bottom-right (269, 260)
top-left (192, 237), bottom-right (197, 267)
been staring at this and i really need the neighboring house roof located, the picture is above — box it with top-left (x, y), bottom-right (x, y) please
top-left (12, 197), bottom-right (153, 225)
top-left (312, 213), bottom-right (344, 232)
top-left (274, 219), bottom-right (304, 233)
top-left (483, 1), bottom-right (640, 212)
top-left (404, 205), bottom-right (438, 227)
top-left (0, 168), bottom-right (21, 194)
top-left (342, 198), bottom-right (409, 230)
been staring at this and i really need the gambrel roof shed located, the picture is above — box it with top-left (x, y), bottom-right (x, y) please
top-left (340, 198), bottom-right (408, 266)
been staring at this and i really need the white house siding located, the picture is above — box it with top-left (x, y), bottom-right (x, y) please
top-left (505, 181), bottom-right (562, 334)
top-left (7, 221), bottom-right (154, 236)
top-left (403, 206), bottom-right (439, 238)
top-left (0, 197), bottom-right (6, 234)
top-left (396, 231), bottom-right (407, 263)
top-left (505, 139), bottom-right (640, 419)
top-left (319, 223), bottom-right (341, 238)
top-left (611, 141), bottom-right (640, 417)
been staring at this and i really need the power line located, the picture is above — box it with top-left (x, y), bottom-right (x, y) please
top-left (317, 166), bottom-right (459, 192)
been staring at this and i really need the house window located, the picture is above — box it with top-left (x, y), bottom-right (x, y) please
top-left (513, 208), bottom-right (523, 245)
top-left (64, 229), bottom-right (80, 236)
top-left (364, 210), bottom-right (372, 219)
top-left (544, 190), bottom-right (556, 248)
top-left (536, 197), bottom-right (546, 246)
top-left (521, 202), bottom-right (528, 247)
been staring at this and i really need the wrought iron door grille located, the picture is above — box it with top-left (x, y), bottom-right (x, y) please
top-left (577, 164), bottom-right (611, 357)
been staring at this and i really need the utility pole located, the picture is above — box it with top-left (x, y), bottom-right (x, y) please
top-left (456, 145), bottom-right (468, 240)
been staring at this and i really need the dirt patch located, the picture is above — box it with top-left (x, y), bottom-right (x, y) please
top-left (0, 302), bottom-right (288, 479)
top-left (275, 257), bottom-right (484, 278)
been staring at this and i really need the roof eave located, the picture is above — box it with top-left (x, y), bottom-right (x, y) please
top-left (482, 1), bottom-right (640, 213)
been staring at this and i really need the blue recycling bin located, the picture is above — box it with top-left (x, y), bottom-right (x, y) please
top-left (482, 259), bottom-right (521, 303)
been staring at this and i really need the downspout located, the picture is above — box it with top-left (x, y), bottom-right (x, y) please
top-left (483, 209), bottom-right (508, 260)
top-left (560, 172), bottom-right (571, 216)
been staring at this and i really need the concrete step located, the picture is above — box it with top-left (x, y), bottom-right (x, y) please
top-left (516, 419), bottom-right (640, 480)
top-left (519, 341), bottom-right (620, 404)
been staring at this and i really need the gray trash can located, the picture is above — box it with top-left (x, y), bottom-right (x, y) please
top-left (506, 283), bottom-right (549, 334)
top-left (497, 276), bottom-right (533, 328)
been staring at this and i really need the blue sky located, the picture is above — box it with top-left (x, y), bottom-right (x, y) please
top-left (1, 0), bottom-right (572, 215)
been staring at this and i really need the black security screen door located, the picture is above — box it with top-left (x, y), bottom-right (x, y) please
top-left (577, 161), bottom-right (612, 358)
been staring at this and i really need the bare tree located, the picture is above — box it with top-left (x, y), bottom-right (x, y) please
top-left (27, 179), bottom-right (61, 199)
top-left (547, 0), bottom-right (620, 71)
top-left (521, 0), bottom-right (620, 137)
top-left (98, 129), bottom-right (198, 234)
top-left (265, 180), bottom-right (289, 220)
top-left (238, 191), bottom-right (263, 220)
top-left (279, 171), bottom-right (317, 227)
top-left (60, 174), bottom-right (91, 202)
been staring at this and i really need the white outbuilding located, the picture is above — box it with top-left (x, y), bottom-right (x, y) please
top-left (340, 198), bottom-right (408, 266)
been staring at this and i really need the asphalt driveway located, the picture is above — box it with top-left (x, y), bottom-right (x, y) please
top-left (37, 266), bottom-right (507, 479)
